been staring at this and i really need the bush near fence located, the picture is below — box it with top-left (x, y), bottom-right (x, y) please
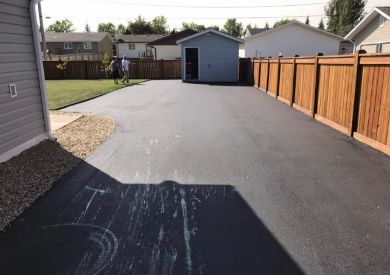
top-left (240, 53), bottom-right (390, 156)
top-left (43, 59), bottom-right (182, 80)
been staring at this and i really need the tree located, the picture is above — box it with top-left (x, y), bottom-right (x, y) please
top-left (127, 16), bottom-right (153, 34)
top-left (223, 18), bottom-right (243, 38)
top-left (318, 18), bottom-right (325, 30)
top-left (265, 22), bottom-right (270, 30)
top-left (117, 24), bottom-right (126, 34)
top-left (325, 0), bottom-right (366, 36)
top-left (85, 24), bottom-right (91, 32)
top-left (97, 22), bottom-right (116, 35)
top-left (207, 25), bottom-right (220, 31)
top-left (151, 16), bottom-right (168, 34)
top-left (273, 19), bottom-right (293, 28)
top-left (182, 22), bottom-right (206, 32)
top-left (46, 19), bottom-right (74, 32)
top-left (305, 16), bottom-right (310, 25)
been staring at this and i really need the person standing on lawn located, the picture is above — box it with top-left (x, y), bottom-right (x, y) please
top-left (121, 55), bottom-right (130, 84)
top-left (110, 56), bottom-right (120, 84)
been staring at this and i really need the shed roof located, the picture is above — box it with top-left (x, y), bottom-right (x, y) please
top-left (44, 32), bottom-right (110, 42)
top-left (115, 34), bottom-right (166, 43)
top-left (148, 29), bottom-right (197, 45)
top-left (176, 29), bottom-right (244, 44)
top-left (244, 20), bottom-right (344, 41)
top-left (344, 7), bottom-right (390, 40)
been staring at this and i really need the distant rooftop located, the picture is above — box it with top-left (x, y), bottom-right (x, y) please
top-left (247, 28), bottom-right (266, 36)
top-left (114, 34), bottom-right (166, 43)
top-left (44, 32), bottom-right (109, 42)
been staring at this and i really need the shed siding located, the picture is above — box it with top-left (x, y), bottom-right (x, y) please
top-left (181, 34), bottom-right (239, 82)
top-left (354, 14), bottom-right (390, 51)
top-left (0, 0), bottom-right (46, 156)
top-left (245, 24), bottom-right (342, 58)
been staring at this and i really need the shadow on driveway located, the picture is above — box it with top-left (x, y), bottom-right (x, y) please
top-left (0, 160), bottom-right (302, 275)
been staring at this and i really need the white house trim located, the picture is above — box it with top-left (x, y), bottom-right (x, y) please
top-left (345, 7), bottom-right (390, 40)
top-left (177, 29), bottom-right (244, 44)
top-left (183, 47), bottom-right (200, 81)
top-left (245, 21), bottom-right (344, 41)
top-left (30, 0), bottom-right (55, 141)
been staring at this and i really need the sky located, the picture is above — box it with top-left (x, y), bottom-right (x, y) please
top-left (40, 0), bottom-right (389, 32)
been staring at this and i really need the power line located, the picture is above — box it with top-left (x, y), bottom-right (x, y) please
top-left (60, 0), bottom-right (330, 9)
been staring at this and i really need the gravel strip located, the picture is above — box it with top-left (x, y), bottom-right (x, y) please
top-left (0, 113), bottom-right (115, 231)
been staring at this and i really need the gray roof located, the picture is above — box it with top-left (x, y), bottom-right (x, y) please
top-left (44, 32), bottom-right (110, 42)
top-left (247, 28), bottom-right (266, 36)
top-left (115, 34), bottom-right (167, 43)
top-left (377, 6), bottom-right (390, 17)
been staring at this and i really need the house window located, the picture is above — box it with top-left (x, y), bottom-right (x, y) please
top-left (83, 42), bottom-right (92, 50)
top-left (128, 43), bottom-right (135, 50)
top-left (376, 43), bottom-right (383, 53)
top-left (379, 16), bottom-right (385, 28)
top-left (64, 42), bottom-right (72, 49)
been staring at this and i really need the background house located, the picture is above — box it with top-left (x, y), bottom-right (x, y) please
top-left (115, 34), bottom-right (166, 59)
top-left (345, 7), bottom-right (390, 53)
top-left (245, 21), bottom-right (345, 58)
top-left (148, 29), bottom-right (197, 60)
top-left (44, 32), bottom-right (113, 59)
top-left (177, 29), bottom-right (243, 82)
top-left (0, 0), bottom-right (52, 162)
top-left (244, 28), bottom-right (266, 38)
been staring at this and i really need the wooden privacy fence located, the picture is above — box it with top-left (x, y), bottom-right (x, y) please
top-left (245, 53), bottom-right (390, 155)
top-left (43, 59), bottom-right (182, 80)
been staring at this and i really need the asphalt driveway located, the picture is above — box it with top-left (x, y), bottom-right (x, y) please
top-left (1, 80), bottom-right (389, 274)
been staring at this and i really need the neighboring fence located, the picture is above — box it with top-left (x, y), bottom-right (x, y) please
top-left (43, 59), bottom-right (182, 80)
top-left (241, 53), bottom-right (390, 155)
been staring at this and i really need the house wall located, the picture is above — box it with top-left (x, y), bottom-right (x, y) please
top-left (0, 0), bottom-right (47, 160)
top-left (180, 34), bottom-right (240, 82)
top-left (46, 41), bottom-right (100, 55)
top-left (354, 14), bottom-right (390, 52)
top-left (116, 42), bottom-right (153, 58)
top-left (154, 45), bottom-right (181, 60)
top-left (245, 24), bottom-right (342, 58)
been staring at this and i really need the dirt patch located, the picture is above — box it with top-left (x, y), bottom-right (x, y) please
top-left (0, 113), bottom-right (115, 231)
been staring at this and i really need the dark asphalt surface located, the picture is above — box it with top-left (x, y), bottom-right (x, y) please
top-left (1, 80), bottom-right (390, 274)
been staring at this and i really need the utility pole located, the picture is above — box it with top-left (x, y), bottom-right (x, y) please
top-left (38, 0), bottom-right (48, 60)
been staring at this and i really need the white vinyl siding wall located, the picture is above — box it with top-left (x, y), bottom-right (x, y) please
top-left (0, 0), bottom-right (46, 156)
top-left (245, 24), bottom-right (342, 58)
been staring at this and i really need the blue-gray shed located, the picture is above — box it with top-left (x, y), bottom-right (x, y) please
top-left (0, 0), bottom-right (53, 162)
top-left (177, 29), bottom-right (243, 83)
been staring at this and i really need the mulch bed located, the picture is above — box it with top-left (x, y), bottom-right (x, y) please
top-left (0, 113), bottom-right (115, 231)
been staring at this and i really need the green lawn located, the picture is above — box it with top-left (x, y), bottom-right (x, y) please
top-left (46, 79), bottom-right (146, 109)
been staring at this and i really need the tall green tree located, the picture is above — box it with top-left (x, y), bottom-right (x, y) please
top-left (151, 16), bottom-right (168, 34)
top-left (46, 19), bottom-right (74, 32)
top-left (318, 18), bottom-right (325, 30)
top-left (97, 22), bottom-right (116, 34)
top-left (182, 22), bottom-right (206, 32)
top-left (273, 19), bottom-right (293, 28)
top-left (85, 24), bottom-right (91, 32)
top-left (325, 0), bottom-right (366, 36)
top-left (223, 18), bottom-right (243, 38)
top-left (127, 16), bottom-right (153, 34)
top-left (265, 22), bottom-right (270, 30)
top-left (305, 16), bottom-right (310, 25)
top-left (117, 24), bottom-right (126, 34)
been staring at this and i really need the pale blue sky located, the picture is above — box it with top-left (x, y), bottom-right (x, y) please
top-left (40, 0), bottom-right (389, 32)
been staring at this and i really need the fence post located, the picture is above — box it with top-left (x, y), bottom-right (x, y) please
top-left (311, 54), bottom-right (321, 118)
top-left (275, 57), bottom-right (282, 97)
top-left (257, 58), bottom-right (262, 88)
top-left (290, 57), bottom-right (297, 106)
top-left (160, 59), bottom-right (164, 79)
top-left (266, 58), bottom-right (270, 92)
top-left (348, 52), bottom-right (361, 136)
